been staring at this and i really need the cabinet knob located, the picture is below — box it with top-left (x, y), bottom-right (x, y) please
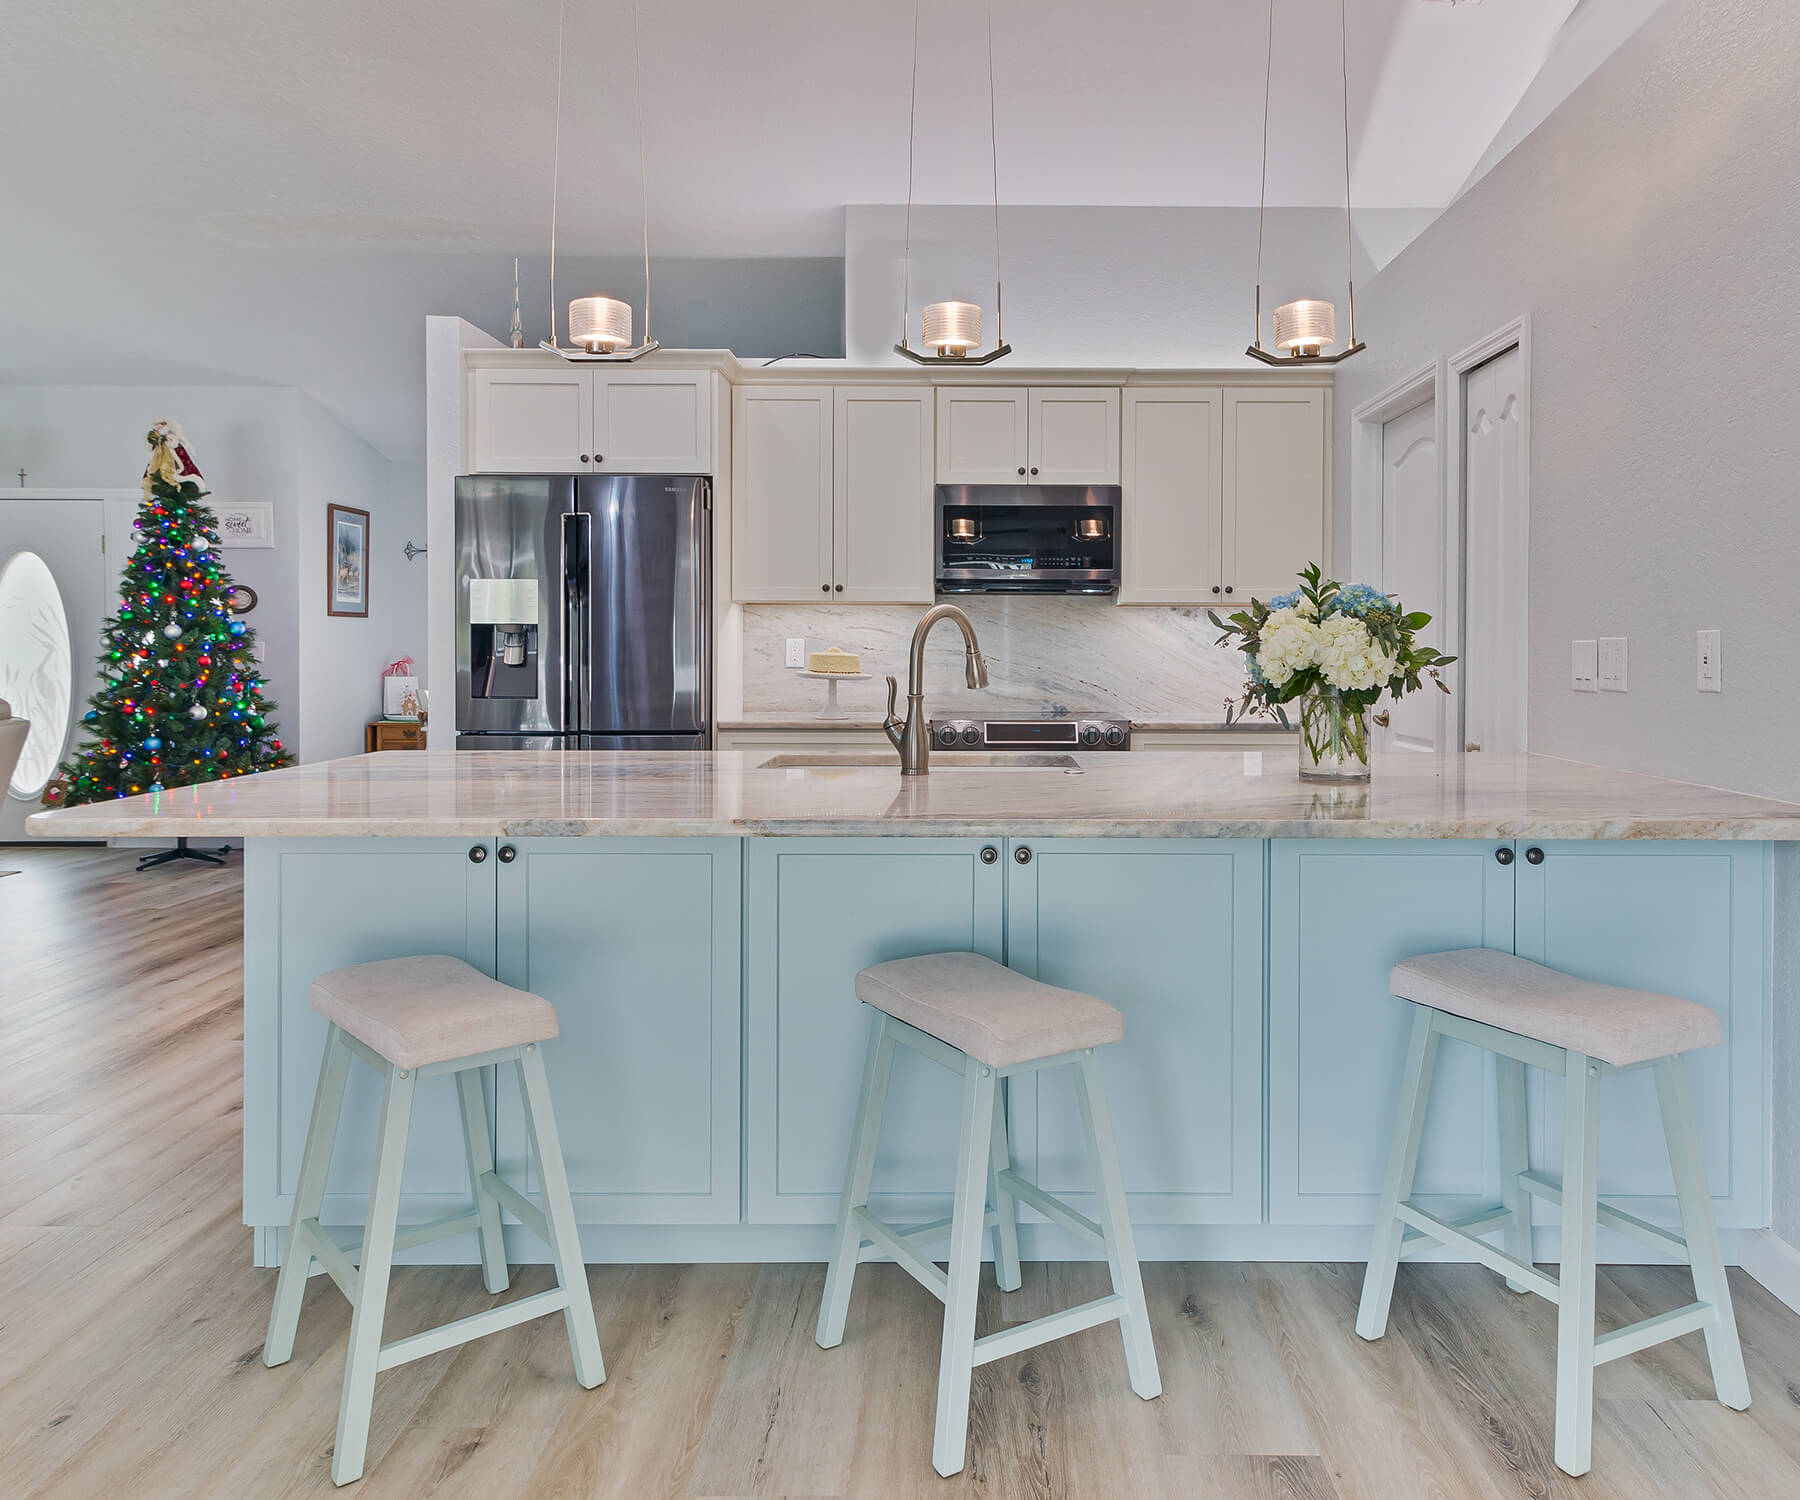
top-left (821, 583), bottom-right (831, 593)
top-left (579, 454), bottom-right (590, 464)
top-left (468, 844), bottom-right (488, 864)
top-left (1212, 585), bottom-right (1222, 595)
top-left (1525, 846), bottom-right (1545, 865)
top-left (1495, 847), bottom-right (1514, 866)
top-left (1224, 585), bottom-right (1234, 594)
top-left (1030, 466), bottom-right (1039, 476)
top-left (1014, 845), bottom-right (1033, 865)
top-left (1017, 466), bottom-right (1026, 476)
top-left (980, 846), bottom-right (999, 865)
top-left (498, 844), bottom-right (517, 864)
top-left (595, 454), bottom-right (603, 463)
top-left (834, 583), bottom-right (844, 592)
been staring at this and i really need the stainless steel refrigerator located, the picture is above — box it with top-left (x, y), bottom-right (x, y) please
top-left (454, 474), bottom-right (710, 750)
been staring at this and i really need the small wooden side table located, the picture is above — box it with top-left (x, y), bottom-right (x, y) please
top-left (365, 720), bottom-right (425, 752)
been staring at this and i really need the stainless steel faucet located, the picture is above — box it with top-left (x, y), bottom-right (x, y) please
top-left (883, 604), bottom-right (989, 775)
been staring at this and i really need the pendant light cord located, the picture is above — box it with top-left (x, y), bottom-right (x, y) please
top-left (1339, 0), bottom-right (1355, 346)
top-left (987, 0), bottom-right (1003, 349)
top-left (547, 0), bottom-right (566, 348)
top-left (634, 0), bottom-right (651, 341)
top-left (1252, 0), bottom-right (1274, 348)
top-left (899, 0), bottom-right (920, 347)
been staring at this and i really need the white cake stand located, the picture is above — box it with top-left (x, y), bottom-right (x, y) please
top-left (800, 670), bottom-right (872, 721)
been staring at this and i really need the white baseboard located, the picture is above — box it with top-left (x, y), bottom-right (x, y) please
top-left (1740, 1228), bottom-right (1800, 1314)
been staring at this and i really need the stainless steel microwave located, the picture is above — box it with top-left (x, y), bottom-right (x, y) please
top-left (935, 484), bottom-right (1120, 594)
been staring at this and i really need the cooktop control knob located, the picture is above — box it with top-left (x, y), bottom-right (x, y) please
top-left (1104, 725), bottom-right (1126, 747)
top-left (935, 724), bottom-right (959, 748)
top-left (1081, 725), bottom-right (1102, 747)
top-left (960, 725), bottom-right (982, 747)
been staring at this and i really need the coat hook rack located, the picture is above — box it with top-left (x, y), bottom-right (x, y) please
top-left (403, 540), bottom-right (427, 562)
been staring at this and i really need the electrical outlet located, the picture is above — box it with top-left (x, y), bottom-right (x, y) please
top-left (1598, 637), bottom-right (1627, 692)
top-left (1697, 629), bottom-right (1721, 692)
top-left (1571, 639), bottom-right (1597, 692)
top-left (784, 637), bottom-right (808, 670)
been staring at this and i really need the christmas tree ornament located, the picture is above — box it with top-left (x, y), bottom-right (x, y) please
top-left (49, 420), bottom-right (293, 865)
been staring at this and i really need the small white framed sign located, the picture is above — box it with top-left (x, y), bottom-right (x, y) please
top-left (215, 500), bottom-right (275, 548)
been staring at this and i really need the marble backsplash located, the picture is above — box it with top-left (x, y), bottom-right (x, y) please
top-left (739, 598), bottom-right (1251, 722)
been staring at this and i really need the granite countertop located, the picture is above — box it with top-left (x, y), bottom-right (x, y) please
top-left (27, 750), bottom-right (1800, 841)
top-left (716, 719), bottom-right (1292, 733)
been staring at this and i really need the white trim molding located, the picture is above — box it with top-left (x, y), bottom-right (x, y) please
top-left (1741, 1227), bottom-right (1800, 1315)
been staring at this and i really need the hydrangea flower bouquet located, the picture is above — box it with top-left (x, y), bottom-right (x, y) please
top-left (1208, 563), bottom-right (1454, 781)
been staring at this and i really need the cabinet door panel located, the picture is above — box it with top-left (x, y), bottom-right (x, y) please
top-left (594, 372), bottom-right (712, 472)
top-left (936, 388), bottom-right (1028, 484)
top-left (471, 369), bottom-right (591, 472)
top-left (493, 839), bottom-right (741, 1223)
top-left (1120, 388), bottom-right (1223, 604)
top-left (1007, 839), bottom-right (1263, 1226)
top-left (1516, 841), bottom-right (1766, 1230)
top-left (1028, 388), bottom-right (1121, 485)
top-left (731, 386), bottom-right (834, 601)
top-left (1222, 387), bottom-right (1327, 603)
top-left (244, 839), bottom-right (496, 1230)
top-left (746, 839), bottom-right (1005, 1223)
top-left (1268, 840), bottom-right (1514, 1224)
top-left (834, 386), bottom-right (934, 603)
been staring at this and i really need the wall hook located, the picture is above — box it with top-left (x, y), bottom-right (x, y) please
top-left (403, 540), bottom-right (427, 562)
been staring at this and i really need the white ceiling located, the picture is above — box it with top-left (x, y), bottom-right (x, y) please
top-left (0, 0), bottom-right (1592, 456)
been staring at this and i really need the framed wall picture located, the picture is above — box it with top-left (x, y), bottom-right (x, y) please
top-left (326, 503), bottom-right (370, 618)
top-left (215, 500), bottom-right (275, 548)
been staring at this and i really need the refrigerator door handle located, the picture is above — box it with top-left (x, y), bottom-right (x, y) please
top-left (562, 509), bottom-right (591, 731)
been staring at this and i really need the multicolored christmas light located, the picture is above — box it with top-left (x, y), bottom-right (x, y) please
top-left (43, 421), bottom-right (292, 807)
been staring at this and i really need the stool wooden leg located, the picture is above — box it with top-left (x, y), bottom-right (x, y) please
top-left (1554, 1052), bottom-right (1600, 1478)
top-left (1075, 1050), bottom-right (1162, 1401)
top-left (456, 1067), bottom-right (510, 1295)
top-left (266, 1024), bottom-right (351, 1368)
top-left (332, 1063), bottom-right (415, 1487)
top-left (1356, 1007), bottom-right (1440, 1341)
top-left (1496, 1054), bottom-right (1534, 1293)
top-left (933, 1057), bottom-right (997, 1478)
top-left (1654, 1054), bottom-right (1751, 1411)
top-left (517, 1043), bottom-right (605, 1390)
top-left (817, 1012), bottom-right (896, 1350)
top-left (988, 1080), bottom-right (1023, 1294)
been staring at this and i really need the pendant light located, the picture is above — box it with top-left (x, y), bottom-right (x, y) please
top-left (894, 0), bottom-right (1012, 365)
top-left (540, 0), bottom-right (659, 362)
top-left (1246, 0), bottom-right (1365, 366)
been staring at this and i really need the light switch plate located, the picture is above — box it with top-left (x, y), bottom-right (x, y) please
top-left (1598, 637), bottom-right (1627, 692)
top-left (785, 637), bottom-right (808, 670)
top-left (1697, 629), bottom-right (1721, 692)
top-left (1572, 639), bottom-right (1598, 692)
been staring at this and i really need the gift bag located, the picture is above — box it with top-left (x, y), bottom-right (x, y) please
top-left (381, 656), bottom-right (421, 720)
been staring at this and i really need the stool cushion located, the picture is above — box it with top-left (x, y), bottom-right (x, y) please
top-left (1389, 948), bottom-right (1720, 1066)
top-left (310, 955), bottom-right (558, 1070)
top-left (855, 952), bottom-right (1123, 1068)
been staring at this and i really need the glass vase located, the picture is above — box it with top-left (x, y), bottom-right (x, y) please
top-left (1297, 685), bottom-right (1371, 782)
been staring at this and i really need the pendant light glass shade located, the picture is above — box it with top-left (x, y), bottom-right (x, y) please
top-left (1274, 298), bottom-right (1336, 356)
top-left (569, 295), bottom-right (633, 354)
top-left (922, 301), bottom-right (982, 357)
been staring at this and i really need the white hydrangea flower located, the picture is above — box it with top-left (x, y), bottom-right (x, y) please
top-left (1257, 606), bottom-right (1322, 687)
top-left (1316, 612), bottom-right (1397, 692)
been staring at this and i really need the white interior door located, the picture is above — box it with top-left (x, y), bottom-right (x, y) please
top-left (1379, 399), bottom-right (1443, 752)
top-left (0, 499), bottom-right (107, 840)
top-left (1462, 347), bottom-right (1527, 754)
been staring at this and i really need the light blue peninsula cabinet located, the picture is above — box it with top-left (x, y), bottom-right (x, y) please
top-left (744, 837), bottom-right (1005, 1224)
top-left (1269, 838), bottom-right (1768, 1241)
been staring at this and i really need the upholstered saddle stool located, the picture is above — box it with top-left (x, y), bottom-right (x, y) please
top-left (1357, 948), bottom-right (1750, 1477)
top-left (264, 956), bottom-right (603, 1486)
top-left (817, 952), bottom-right (1162, 1478)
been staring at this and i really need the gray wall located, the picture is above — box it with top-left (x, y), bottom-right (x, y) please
top-left (1330, 0), bottom-right (1800, 1242)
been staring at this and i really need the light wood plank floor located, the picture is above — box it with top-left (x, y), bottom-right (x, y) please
top-left (6, 844), bottom-right (1800, 1498)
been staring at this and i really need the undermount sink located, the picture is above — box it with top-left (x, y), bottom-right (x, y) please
top-left (756, 751), bottom-right (1084, 773)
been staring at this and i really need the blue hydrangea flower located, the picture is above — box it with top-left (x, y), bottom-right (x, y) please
top-left (1245, 653), bottom-right (1267, 685)
top-left (1331, 582), bottom-right (1388, 619)
top-left (1268, 590), bottom-right (1302, 610)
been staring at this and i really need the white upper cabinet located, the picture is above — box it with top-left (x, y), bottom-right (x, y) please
top-left (833, 386), bottom-right (934, 604)
top-left (467, 365), bottom-right (715, 474)
top-left (593, 371), bottom-right (713, 473)
top-left (936, 386), bottom-right (1120, 485)
top-left (1222, 387), bottom-right (1327, 605)
top-left (470, 367), bottom-right (591, 472)
top-left (731, 386), bottom-right (835, 602)
top-left (935, 387), bottom-right (1029, 483)
top-left (1028, 387), bottom-right (1121, 484)
top-left (1120, 389), bottom-right (1223, 605)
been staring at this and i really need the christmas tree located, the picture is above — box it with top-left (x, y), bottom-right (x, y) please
top-left (43, 421), bottom-right (292, 807)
